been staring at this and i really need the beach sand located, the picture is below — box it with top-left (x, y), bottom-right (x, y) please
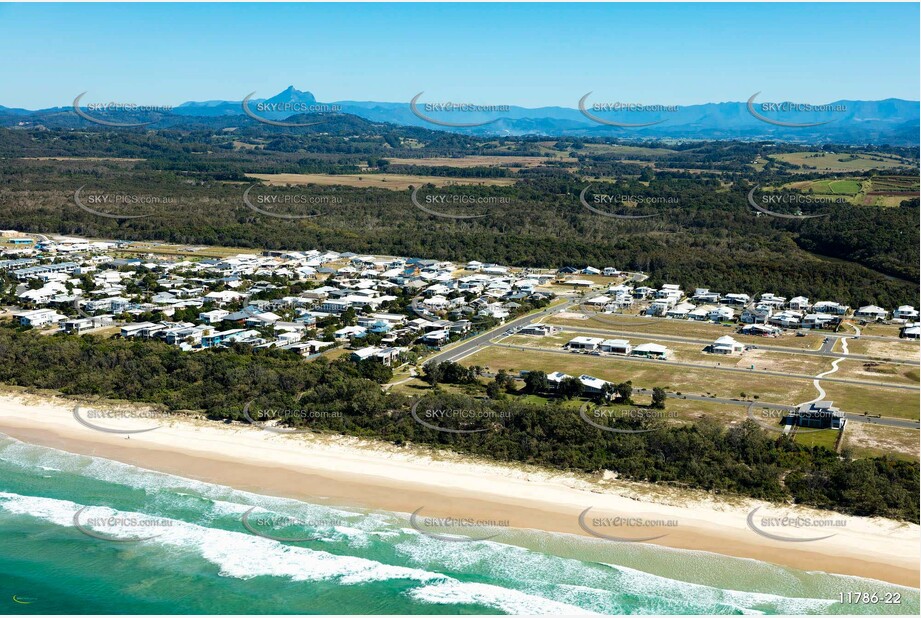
top-left (1, 391), bottom-right (917, 587)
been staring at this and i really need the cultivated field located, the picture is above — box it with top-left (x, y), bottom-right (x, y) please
top-left (779, 176), bottom-right (919, 207)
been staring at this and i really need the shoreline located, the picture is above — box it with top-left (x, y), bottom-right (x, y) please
top-left (0, 392), bottom-right (918, 588)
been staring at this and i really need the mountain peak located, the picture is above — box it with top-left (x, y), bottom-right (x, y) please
top-left (265, 86), bottom-right (316, 105)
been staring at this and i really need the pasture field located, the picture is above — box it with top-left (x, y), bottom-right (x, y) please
top-left (384, 155), bottom-right (574, 168)
top-left (246, 173), bottom-right (517, 190)
top-left (768, 151), bottom-right (914, 172)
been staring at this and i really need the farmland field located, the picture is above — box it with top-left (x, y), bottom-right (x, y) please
top-left (384, 155), bottom-right (574, 168)
top-left (246, 172), bottom-right (517, 190)
top-left (768, 151), bottom-right (914, 172)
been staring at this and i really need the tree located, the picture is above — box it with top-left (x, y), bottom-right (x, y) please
top-left (651, 387), bottom-right (667, 409)
top-left (559, 376), bottom-right (584, 399)
top-left (524, 370), bottom-right (548, 394)
top-left (485, 379), bottom-right (503, 400)
top-left (616, 380), bottom-right (633, 404)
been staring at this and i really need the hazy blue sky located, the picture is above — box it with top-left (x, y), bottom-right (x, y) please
top-left (1, 2), bottom-right (918, 108)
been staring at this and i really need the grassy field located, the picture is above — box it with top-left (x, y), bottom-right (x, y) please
top-left (465, 341), bottom-right (920, 419)
top-left (545, 314), bottom-right (827, 350)
top-left (778, 176), bottom-right (918, 207)
top-left (842, 422), bottom-right (920, 461)
top-left (818, 381), bottom-right (919, 420)
top-left (794, 429), bottom-right (841, 452)
top-left (835, 359), bottom-right (920, 387)
top-left (246, 173), bottom-right (517, 191)
top-left (462, 345), bottom-right (817, 405)
top-left (846, 337), bottom-right (920, 361)
top-left (117, 242), bottom-right (260, 259)
top-left (501, 334), bottom-right (832, 376)
top-left (19, 156), bottom-right (146, 162)
top-left (384, 155), bottom-right (573, 169)
top-left (768, 151), bottom-right (914, 172)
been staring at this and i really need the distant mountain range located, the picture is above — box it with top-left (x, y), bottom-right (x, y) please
top-left (3, 86), bottom-right (919, 145)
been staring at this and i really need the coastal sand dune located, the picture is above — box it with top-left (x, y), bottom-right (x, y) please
top-left (0, 392), bottom-right (917, 587)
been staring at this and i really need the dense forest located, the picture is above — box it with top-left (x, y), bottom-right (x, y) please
top-left (0, 328), bottom-right (916, 522)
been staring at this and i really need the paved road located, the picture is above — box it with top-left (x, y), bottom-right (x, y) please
top-left (556, 324), bottom-right (917, 366)
top-left (490, 342), bottom-right (920, 392)
top-left (426, 301), bottom-right (573, 365)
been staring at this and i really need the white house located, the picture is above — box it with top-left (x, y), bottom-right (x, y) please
top-left (788, 296), bottom-right (811, 311)
top-left (812, 301), bottom-right (848, 315)
top-left (854, 305), bottom-right (888, 321)
top-left (566, 336), bottom-right (604, 351)
top-left (709, 335), bottom-right (744, 354)
top-left (709, 306), bottom-right (735, 322)
top-left (803, 313), bottom-right (836, 329)
top-left (17, 309), bottom-right (66, 327)
top-left (894, 306), bottom-right (919, 321)
top-left (631, 343), bottom-right (669, 359)
top-left (600, 339), bottom-right (632, 355)
top-left (199, 309), bottom-right (229, 324)
top-left (519, 324), bottom-right (560, 336)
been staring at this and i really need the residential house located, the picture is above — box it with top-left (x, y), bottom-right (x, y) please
top-left (708, 335), bottom-right (744, 354)
top-left (854, 305), bottom-right (888, 321)
top-left (631, 343), bottom-right (669, 359)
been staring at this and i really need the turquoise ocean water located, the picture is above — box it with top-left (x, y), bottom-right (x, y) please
top-left (1, 434), bottom-right (917, 615)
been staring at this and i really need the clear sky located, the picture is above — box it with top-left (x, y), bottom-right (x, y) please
top-left (0, 2), bottom-right (918, 109)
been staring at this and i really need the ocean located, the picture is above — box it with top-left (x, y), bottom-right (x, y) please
top-left (0, 434), bottom-right (917, 615)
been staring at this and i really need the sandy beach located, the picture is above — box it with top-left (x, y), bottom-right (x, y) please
top-left (1, 391), bottom-right (918, 588)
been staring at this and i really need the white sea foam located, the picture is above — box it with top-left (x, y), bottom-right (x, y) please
top-left (0, 490), bottom-right (610, 614)
top-left (410, 580), bottom-right (600, 615)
